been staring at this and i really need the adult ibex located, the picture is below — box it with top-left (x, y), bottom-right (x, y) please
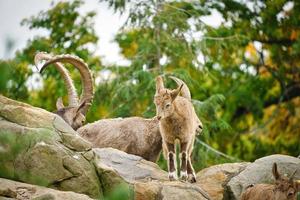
top-left (35, 52), bottom-right (93, 130)
top-left (35, 53), bottom-right (161, 162)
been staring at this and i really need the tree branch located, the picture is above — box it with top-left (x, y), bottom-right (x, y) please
top-left (256, 38), bottom-right (296, 46)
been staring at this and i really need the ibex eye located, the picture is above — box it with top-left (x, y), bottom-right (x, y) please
top-left (166, 104), bottom-right (171, 108)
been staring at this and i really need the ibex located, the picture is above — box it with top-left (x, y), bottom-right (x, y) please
top-left (154, 75), bottom-right (203, 183)
top-left (240, 163), bottom-right (300, 200)
top-left (77, 117), bottom-right (161, 162)
top-left (35, 52), bottom-right (93, 130)
top-left (35, 52), bottom-right (161, 162)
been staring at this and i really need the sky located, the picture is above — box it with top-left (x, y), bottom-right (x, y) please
top-left (0, 0), bottom-right (222, 65)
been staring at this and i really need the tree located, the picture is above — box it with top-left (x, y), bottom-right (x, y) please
top-left (1, 0), bottom-right (100, 112)
top-left (100, 0), bottom-right (231, 169)
top-left (102, 0), bottom-right (300, 164)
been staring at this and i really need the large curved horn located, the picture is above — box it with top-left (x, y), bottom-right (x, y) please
top-left (34, 52), bottom-right (79, 107)
top-left (40, 54), bottom-right (93, 115)
top-left (169, 76), bottom-right (191, 100)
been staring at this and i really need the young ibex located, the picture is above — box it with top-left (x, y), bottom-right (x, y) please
top-left (240, 163), bottom-right (300, 200)
top-left (35, 52), bottom-right (94, 130)
top-left (154, 75), bottom-right (203, 183)
top-left (35, 52), bottom-right (162, 162)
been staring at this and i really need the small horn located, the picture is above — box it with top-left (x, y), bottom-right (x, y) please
top-left (170, 84), bottom-right (183, 101)
top-left (169, 76), bottom-right (191, 100)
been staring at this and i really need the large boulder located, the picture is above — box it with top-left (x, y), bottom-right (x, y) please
top-left (0, 95), bottom-right (102, 198)
top-left (227, 154), bottom-right (300, 199)
top-left (0, 178), bottom-right (93, 200)
top-left (93, 148), bottom-right (212, 200)
top-left (0, 95), bottom-right (212, 200)
top-left (196, 162), bottom-right (249, 200)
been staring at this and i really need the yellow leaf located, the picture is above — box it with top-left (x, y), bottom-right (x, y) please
top-left (290, 30), bottom-right (298, 40)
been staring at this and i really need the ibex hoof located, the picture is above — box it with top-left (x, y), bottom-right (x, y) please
top-left (180, 171), bottom-right (188, 181)
top-left (168, 171), bottom-right (177, 181)
top-left (188, 174), bottom-right (197, 183)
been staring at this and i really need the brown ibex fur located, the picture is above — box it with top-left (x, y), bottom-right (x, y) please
top-left (240, 163), bottom-right (300, 200)
top-left (154, 75), bottom-right (203, 183)
top-left (77, 117), bottom-right (161, 162)
top-left (35, 52), bottom-right (162, 162)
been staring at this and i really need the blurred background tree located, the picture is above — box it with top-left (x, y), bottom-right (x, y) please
top-left (0, 0), bottom-right (100, 109)
top-left (0, 0), bottom-right (299, 171)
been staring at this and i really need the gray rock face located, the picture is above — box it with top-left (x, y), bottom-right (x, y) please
top-left (0, 95), bottom-right (102, 198)
top-left (94, 148), bottom-right (167, 182)
top-left (227, 154), bottom-right (300, 199)
top-left (196, 162), bottom-right (250, 200)
top-left (0, 178), bottom-right (93, 200)
top-left (93, 148), bottom-right (212, 200)
top-left (0, 95), bottom-right (212, 200)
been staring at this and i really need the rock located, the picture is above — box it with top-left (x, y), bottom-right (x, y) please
top-left (94, 148), bottom-right (167, 182)
top-left (4, 95), bottom-right (299, 200)
top-left (0, 95), bottom-right (102, 198)
top-left (196, 162), bottom-right (249, 200)
top-left (0, 95), bottom-right (213, 200)
top-left (93, 148), bottom-right (212, 200)
top-left (227, 154), bottom-right (300, 199)
top-left (0, 178), bottom-right (93, 200)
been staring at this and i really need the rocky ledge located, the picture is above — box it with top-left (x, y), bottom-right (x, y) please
top-left (0, 95), bottom-right (299, 200)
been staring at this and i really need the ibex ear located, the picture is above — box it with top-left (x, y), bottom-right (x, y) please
top-left (272, 163), bottom-right (281, 180)
top-left (171, 84), bottom-right (183, 102)
top-left (156, 76), bottom-right (164, 93)
top-left (56, 97), bottom-right (65, 110)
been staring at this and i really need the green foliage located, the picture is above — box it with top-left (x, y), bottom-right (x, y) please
top-left (0, 130), bottom-right (53, 186)
top-left (93, 0), bottom-right (300, 167)
top-left (0, 60), bottom-right (31, 101)
top-left (0, 61), bottom-right (11, 92)
top-left (0, 132), bottom-right (24, 178)
top-left (102, 183), bottom-right (133, 200)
